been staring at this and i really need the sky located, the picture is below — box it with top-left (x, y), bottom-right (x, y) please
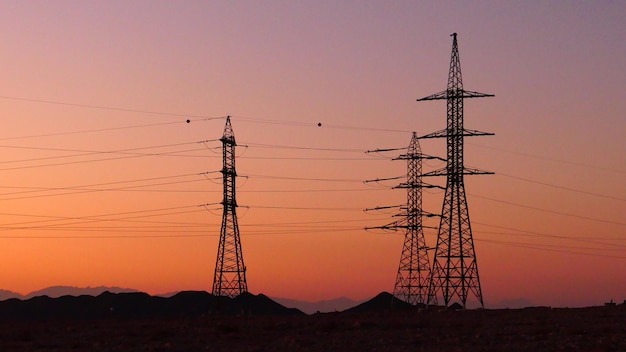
top-left (0, 1), bottom-right (624, 308)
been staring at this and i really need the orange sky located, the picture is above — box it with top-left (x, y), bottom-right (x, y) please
top-left (0, 1), bottom-right (624, 308)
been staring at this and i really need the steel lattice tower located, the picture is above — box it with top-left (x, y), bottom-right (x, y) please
top-left (417, 33), bottom-right (493, 308)
top-left (392, 132), bottom-right (434, 305)
top-left (212, 116), bottom-right (248, 297)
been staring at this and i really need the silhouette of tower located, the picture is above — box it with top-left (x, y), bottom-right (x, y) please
top-left (212, 116), bottom-right (248, 297)
top-left (365, 133), bottom-right (440, 306)
top-left (417, 33), bottom-right (493, 308)
top-left (392, 132), bottom-right (434, 305)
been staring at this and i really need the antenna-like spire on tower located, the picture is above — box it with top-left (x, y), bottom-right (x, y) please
top-left (212, 116), bottom-right (248, 297)
top-left (417, 33), bottom-right (494, 308)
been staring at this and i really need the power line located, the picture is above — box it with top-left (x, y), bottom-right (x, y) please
top-left (0, 226), bottom-right (363, 239)
top-left (468, 142), bottom-right (626, 174)
top-left (0, 205), bottom-right (213, 231)
top-left (477, 238), bottom-right (626, 259)
top-left (2, 210), bottom-right (623, 262)
top-left (469, 193), bottom-right (626, 226)
top-left (0, 172), bottom-right (211, 192)
top-left (244, 217), bottom-right (389, 227)
top-left (0, 93), bottom-right (620, 176)
top-left (0, 94), bottom-right (224, 119)
top-left (246, 205), bottom-right (364, 211)
top-left (0, 179), bottom-right (210, 201)
top-left (496, 172), bottom-right (626, 201)
top-left (243, 142), bottom-right (364, 153)
top-left (241, 156), bottom-right (373, 161)
top-left (0, 208), bottom-right (207, 229)
top-left (233, 115), bottom-right (410, 133)
top-left (241, 188), bottom-right (378, 193)
top-left (477, 230), bottom-right (626, 248)
top-left (473, 222), bottom-right (626, 248)
top-left (24, 217), bottom-right (387, 231)
top-left (0, 140), bottom-right (217, 165)
top-left (0, 118), bottom-right (223, 141)
top-left (368, 225), bottom-right (625, 260)
top-left (0, 147), bottom-right (210, 172)
top-left (246, 174), bottom-right (363, 183)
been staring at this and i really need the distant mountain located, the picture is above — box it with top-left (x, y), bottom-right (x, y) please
top-left (343, 292), bottom-right (414, 313)
top-left (272, 296), bottom-right (365, 314)
top-left (0, 291), bottom-right (303, 320)
top-left (0, 289), bottom-right (23, 301)
top-left (0, 286), bottom-right (139, 301)
top-left (24, 286), bottom-right (138, 299)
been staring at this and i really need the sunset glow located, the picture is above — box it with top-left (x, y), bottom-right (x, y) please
top-left (0, 1), bottom-right (624, 308)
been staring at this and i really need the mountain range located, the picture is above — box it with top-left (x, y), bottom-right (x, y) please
top-left (0, 290), bottom-right (303, 320)
top-left (0, 286), bottom-right (364, 313)
top-left (0, 286), bottom-right (137, 301)
top-left (0, 286), bottom-right (535, 311)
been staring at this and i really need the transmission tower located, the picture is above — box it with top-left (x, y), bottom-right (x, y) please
top-left (393, 133), bottom-right (435, 305)
top-left (365, 133), bottom-right (442, 306)
top-left (212, 116), bottom-right (248, 297)
top-left (417, 33), bottom-right (493, 308)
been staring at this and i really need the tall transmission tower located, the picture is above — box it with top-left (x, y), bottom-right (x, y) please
top-left (417, 33), bottom-right (494, 308)
top-left (212, 116), bottom-right (248, 297)
top-left (365, 133), bottom-right (442, 306)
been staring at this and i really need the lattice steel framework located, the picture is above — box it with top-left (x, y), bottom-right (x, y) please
top-left (417, 33), bottom-right (493, 308)
top-left (392, 132), bottom-right (434, 305)
top-left (212, 116), bottom-right (248, 297)
top-left (365, 133), bottom-right (442, 306)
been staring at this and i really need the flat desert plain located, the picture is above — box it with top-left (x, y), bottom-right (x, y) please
top-left (0, 305), bottom-right (623, 351)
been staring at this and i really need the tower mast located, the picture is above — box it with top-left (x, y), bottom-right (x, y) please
top-left (417, 33), bottom-right (493, 308)
top-left (392, 133), bottom-right (434, 305)
top-left (212, 116), bottom-right (248, 297)
top-left (365, 133), bottom-right (442, 305)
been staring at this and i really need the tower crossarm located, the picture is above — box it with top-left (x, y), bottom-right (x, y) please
top-left (416, 89), bottom-right (494, 101)
top-left (394, 181), bottom-right (445, 190)
top-left (422, 167), bottom-right (494, 177)
top-left (363, 176), bottom-right (404, 184)
top-left (393, 153), bottom-right (446, 162)
top-left (366, 214), bottom-right (438, 231)
top-left (365, 218), bottom-right (404, 231)
top-left (365, 147), bottom-right (406, 153)
top-left (418, 128), bottom-right (448, 139)
top-left (419, 128), bottom-right (493, 139)
top-left (463, 167), bottom-right (494, 175)
top-left (364, 204), bottom-right (402, 212)
top-left (463, 128), bottom-right (494, 137)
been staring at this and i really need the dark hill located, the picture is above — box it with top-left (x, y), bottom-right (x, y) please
top-left (0, 291), bottom-right (303, 320)
top-left (343, 292), bottom-right (414, 313)
top-left (233, 292), bottom-right (303, 316)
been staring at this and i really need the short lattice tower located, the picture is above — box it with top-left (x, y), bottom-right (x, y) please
top-left (392, 132), bottom-right (434, 305)
top-left (212, 116), bottom-right (248, 297)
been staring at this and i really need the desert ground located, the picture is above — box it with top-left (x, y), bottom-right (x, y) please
top-left (0, 304), bottom-right (623, 351)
